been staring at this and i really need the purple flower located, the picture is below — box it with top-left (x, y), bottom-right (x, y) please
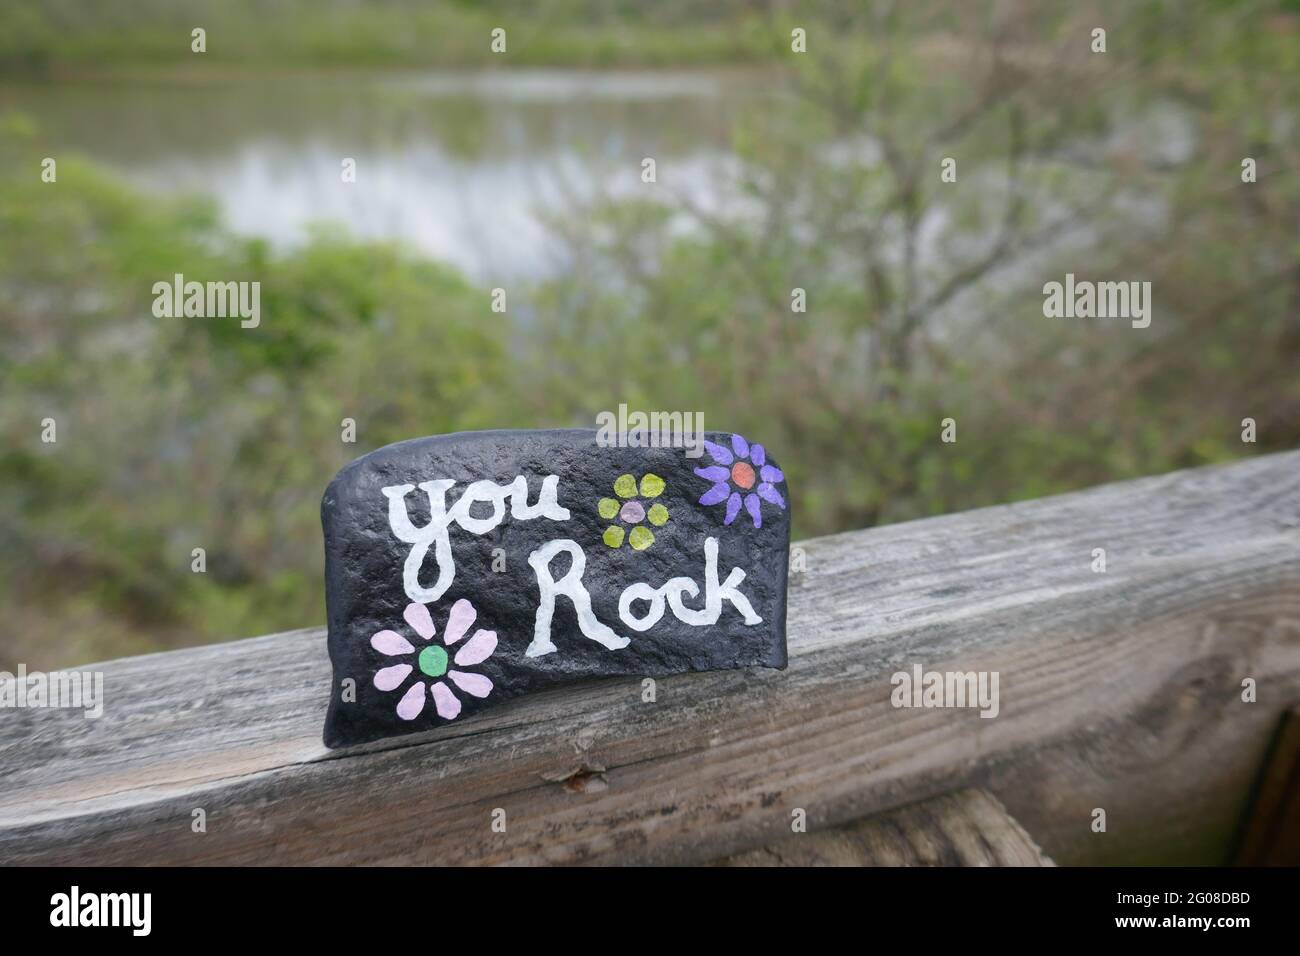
top-left (694, 433), bottom-right (785, 528)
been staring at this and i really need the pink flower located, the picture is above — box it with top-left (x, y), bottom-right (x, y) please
top-left (371, 599), bottom-right (497, 721)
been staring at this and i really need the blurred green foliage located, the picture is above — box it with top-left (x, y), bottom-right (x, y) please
top-left (0, 0), bottom-right (786, 73)
top-left (0, 117), bottom-right (509, 664)
top-left (1, 1), bottom-right (1297, 668)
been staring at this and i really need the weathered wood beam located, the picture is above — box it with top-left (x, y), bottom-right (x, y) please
top-left (1233, 705), bottom-right (1300, 865)
top-left (1, 451), bottom-right (1297, 865)
top-left (716, 788), bottom-right (1054, 866)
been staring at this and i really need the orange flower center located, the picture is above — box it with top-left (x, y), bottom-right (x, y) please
top-left (731, 461), bottom-right (756, 489)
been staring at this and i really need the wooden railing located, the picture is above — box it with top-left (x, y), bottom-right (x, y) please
top-left (2, 451), bottom-right (1298, 865)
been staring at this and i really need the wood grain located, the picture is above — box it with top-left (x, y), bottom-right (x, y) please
top-left (1, 451), bottom-right (1298, 865)
top-left (717, 788), bottom-right (1054, 866)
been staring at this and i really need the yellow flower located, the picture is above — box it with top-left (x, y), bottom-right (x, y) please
top-left (599, 473), bottom-right (669, 550)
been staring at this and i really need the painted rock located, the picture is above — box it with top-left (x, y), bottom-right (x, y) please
top-left (321, 429), bottom-right (790, 747)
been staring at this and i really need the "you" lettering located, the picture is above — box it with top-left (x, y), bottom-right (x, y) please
top-left (383, 476), bottom-right (569, 603)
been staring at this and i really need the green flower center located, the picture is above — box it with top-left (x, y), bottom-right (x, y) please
top-left (418, 645), bottom-right (448, 678)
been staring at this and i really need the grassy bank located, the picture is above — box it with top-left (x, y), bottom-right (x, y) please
top-left (1, 0), bottom-right (788, 74)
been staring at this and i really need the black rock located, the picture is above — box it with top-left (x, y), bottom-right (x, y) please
top-left (321, 428), bottom-right (790, 748)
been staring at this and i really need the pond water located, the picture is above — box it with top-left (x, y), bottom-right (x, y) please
top-left (2, 69), bottom-right (757, 281)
